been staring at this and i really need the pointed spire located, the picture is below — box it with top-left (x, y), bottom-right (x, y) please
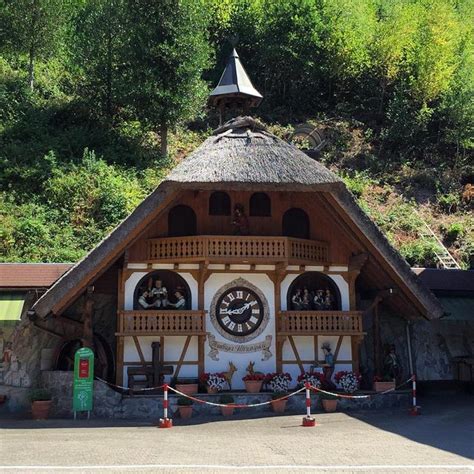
top-left (209, 48), bottom-right (262, 119)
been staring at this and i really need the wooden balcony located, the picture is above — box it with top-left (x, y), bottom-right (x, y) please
top-left (277, 311), bottom-right (364, 335)
top-left (116, 310), bottom-right (206, 336)
top-left (147, 235), bottom-right (329, 264)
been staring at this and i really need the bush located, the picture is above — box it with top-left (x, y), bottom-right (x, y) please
top-left (219, 394), bottom-right (234, 404)
top-left (438, 194), bottom-right (460, 213)
top-left (177, 396), bottom-right (192, 406)
top-left (399, 239), bottom-right (443, 267)
top-left (442, 222), bottom-right (465, 244)
top-left (30, 389), bottom-right (52, 402)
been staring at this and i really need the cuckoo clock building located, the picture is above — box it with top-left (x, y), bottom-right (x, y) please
top-left (25, 50), bottom-right (445, 395)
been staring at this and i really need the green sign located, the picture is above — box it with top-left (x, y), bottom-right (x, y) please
top-left (73, 347), bottom-right (94, 413)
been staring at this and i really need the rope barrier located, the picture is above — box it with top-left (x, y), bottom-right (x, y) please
top-left (95, 377), bottom-right (165, 393)
top-left (167, 385), bottom-right (306, 408)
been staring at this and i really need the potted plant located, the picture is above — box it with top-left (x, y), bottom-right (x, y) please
top-left (297, 371), bottom-right (325, 389)
top-left (320, 391), bottom-right (338, 412)
top-left (219, 393), bottom-right (235, 416)
top-left (335, 371), bottom-right (362, 394)
top-left (177, 396), bottom-right (193, 419)
top-left (242, 362), bottom-right (265, 393)
top-left (199, 372), bottom-right (226, 394)
top-left (266, 372), bottom-right (292, 413)
top-left (373, 375), bottom-right (396, 392)
top-left (174, 378), bottom-right (199, 396)
top-left (30, 388), bottom-right (52, 420)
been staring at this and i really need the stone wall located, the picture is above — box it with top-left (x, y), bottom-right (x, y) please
top-left (40, 371), bottom-right (410, 419)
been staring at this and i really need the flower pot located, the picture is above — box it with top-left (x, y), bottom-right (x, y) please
top-left (322, 399), bottom-right (337, 413)
top-left (175, 384), bottom-right (198, 396)
top-left (178, 406), bottom-right (193, 419)
top-left (271, 399), bottom-right (287, 413)
top-left (32, 400), bottom-right (52, 420)
top-left (373, 381), bottom-right (396, 392)
top-left (221, 406), bottom-right (234, 416)
top-left (244, 380), bottom-right (263, 393)
top-left (207, 386), bottom-right (219, 394)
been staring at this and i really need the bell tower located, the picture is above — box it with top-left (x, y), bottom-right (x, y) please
top-left (209, 48), bottom-right (263, 124)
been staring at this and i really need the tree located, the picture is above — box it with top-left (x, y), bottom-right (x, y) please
top-left (124, 0), bottom-right (212, 157)
top-left (70, 0), bottom-right (127, 120)
top-left (0, 0), bottom-right (76, 90)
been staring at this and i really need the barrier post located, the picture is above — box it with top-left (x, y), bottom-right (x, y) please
top-left (409, 374), bottom-right (419, 416)
top-left (159, 383), bottom-right (173, 428)
top-left (302, 382), bottom-right (316, 427)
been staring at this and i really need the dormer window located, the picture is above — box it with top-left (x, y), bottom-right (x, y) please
top-left (209, 191), bottom-right (231, 216)
top-left (249, 192), bottom-right (271, 217)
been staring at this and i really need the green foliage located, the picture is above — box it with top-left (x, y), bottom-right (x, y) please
top-left (29, 388), bottom-right (52, 402)
top-left (399, 239), bottom-right (443, 268)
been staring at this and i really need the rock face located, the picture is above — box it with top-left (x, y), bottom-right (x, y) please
top-left (40, 371), bottom-right (410, 419)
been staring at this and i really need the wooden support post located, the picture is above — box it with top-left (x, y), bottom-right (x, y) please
top-left (116, 336), bottom-right (124, 386)
top-left (334, 335), bottom-right (344, 362)
top-left (174, 336), bottom-right (192, 380)
top-left (198, 335), bottom-right (205, 377)
top-left (82, 286), bottom-right (94, 349)
top-left (313, 335), bottom-right (319, 364)
top-left (276, 336), bottom-right (286, 373)
top-left (374, 303), bottom-right (381, 376)
top-left (288, 336), bottom-right (304, 374)
top-left (351, 335), bottom-right (362, 372)
top-left (132, 336), bottom-right (147, 369)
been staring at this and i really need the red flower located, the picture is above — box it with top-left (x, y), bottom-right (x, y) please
top-left (242, 373), bottom-right (265, 381)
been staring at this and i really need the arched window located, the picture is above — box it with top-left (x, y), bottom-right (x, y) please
top-left (168, 205), bottom-right (196, 237)
top-left (249, 192), bottom-right (271, 217)
top-left (134, 270), bottom-right (191, 310)
top-left (287, 272), bottom-right (341, 311)
top-left (209, 192), bottom-right (231, 216)
top-left (282, 208), bottom-right (310, 239)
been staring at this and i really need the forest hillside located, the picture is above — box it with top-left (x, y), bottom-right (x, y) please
top-left (1, 0), bottom-right (473, 268)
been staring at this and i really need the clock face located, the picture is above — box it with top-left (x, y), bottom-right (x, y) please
top-left (216, 287), bottom-right (264, 337)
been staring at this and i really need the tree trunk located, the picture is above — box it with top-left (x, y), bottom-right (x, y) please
top-left (28, 47), bottom-right (35, 91)
top-left (160, 120), bottom-right (168, 157)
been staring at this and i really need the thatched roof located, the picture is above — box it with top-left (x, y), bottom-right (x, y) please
top-left (30, 116), bottom-right (444, 320)
top-left (166, 117), bottom-right (340, 189)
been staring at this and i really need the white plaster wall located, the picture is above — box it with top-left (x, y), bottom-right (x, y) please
top-left (124, 270), bottom-right (198, 310)
top-left (204, 273), bottom-right (276, 389)
top-left (280, 273), bottom-right (349, 310)
top-left (282, 335), bottom-right (353, 387)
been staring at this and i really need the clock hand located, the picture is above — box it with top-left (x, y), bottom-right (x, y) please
top-left (226, 302), bottom-right (252, 316)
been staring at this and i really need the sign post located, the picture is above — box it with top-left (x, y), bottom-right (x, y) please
top-left (73, 347), bottom-right (94, 419)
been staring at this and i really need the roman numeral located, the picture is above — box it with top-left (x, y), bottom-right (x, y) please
top-left (250, 316), bottom-right (259, 324)
top-left (244, 322), bottom-right (252, 331)
top-left (251, 309), bottom-right (259, 314)
top-left (250, 300), bottom-right (257, 306)
top-left (221, 316), bottom-right (231, 325)
top-left (245, 292), bottom-right (250, 301)
top-left (228, 321), bottom-right (236, 331)
top-left (227, 293), bottom-right (235, 302)
top-left (237, 324), bottom-right (243, 333)
top-left (236, 290), bottom-right (243, 299)
top-left (220, 308), bottom-right (228, 315)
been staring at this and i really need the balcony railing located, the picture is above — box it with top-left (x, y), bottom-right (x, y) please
top-left (116, 310), bottom-right (206, 336)
top-left (147, 235), bottom-right (329, 264)
top-left (277, 311), bottom-right (364, 335)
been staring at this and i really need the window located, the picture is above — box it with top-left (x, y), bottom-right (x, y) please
top-left (282, 208), bottom-right (310, 239)
top-left (168, 205), bottom-right (197, 237)
top-left (249, 192), bottom-right (271, 217)
top-left (209, 192), bottom-right (231, 216)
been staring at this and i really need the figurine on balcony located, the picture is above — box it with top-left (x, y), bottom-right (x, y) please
top-left (313, 289), bottom-right (325, 310)
top-left (138, 290), bottom-right (159, 310)
top-left (291, 288), bottom-right (303, 310)
top-left (324, 289), bottom-right (334, 310)
top-left (151, 279), bottom-right (168, 308)
top-left (168, 290), bottom-right (187, 310)
top-left (232, 203), bottom-right (249, 235)
top-left (301, 288), bottom-right (311, 310)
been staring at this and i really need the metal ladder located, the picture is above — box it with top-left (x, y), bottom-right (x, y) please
top-left (418, 217), bottom-right (460, 269)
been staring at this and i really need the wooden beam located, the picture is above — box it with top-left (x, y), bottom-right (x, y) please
top-left (116, 336), bottom-right (124, 386)
top-left (132, 336), bottom-right (147, 370)
top-left (288, 336), bottom-right (304, 374)
top-left (82, 286), bottom-right (94, 349)
top-left (334, 335), bottom-right (344, 362)
top-left (198, 335), bottom-right (205, 377)
top-left (174, 336), bottom-right (192, 379)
